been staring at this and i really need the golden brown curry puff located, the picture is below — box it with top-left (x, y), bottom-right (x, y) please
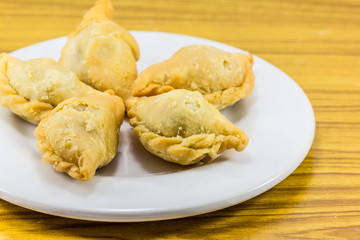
top-left (126, 89), bottom-right (249, 165)
top-left (0, 53), bottom-right (101, 124)
top-left (34, 93), bottom-right (125, 181)
top-left (132, 45), bottom-right (254, 110)
top-left (60, 0), bottom-right (140, 100)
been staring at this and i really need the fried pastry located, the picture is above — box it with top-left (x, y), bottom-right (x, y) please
top-left (126, 89), bottom-right (248, 165)
top-left (0, 53), bottom-right (101, 124)
top-left (132, 45), bottom-right (254, 110)
top-left (60, 0), bottom-right (140, 100)
top-left (34, 93), bottom-right (125, 181)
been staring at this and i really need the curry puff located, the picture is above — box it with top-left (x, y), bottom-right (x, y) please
top-left (34, 94), bottom-right (125, 181)
top-left (0, 53), bottom-right (101, 124)
top-left (132, 45), bottom-right (255, 110)
top-left (127, 89), bottom-right (248, 165)
top-left (60, 0), bottom-right (140, 100)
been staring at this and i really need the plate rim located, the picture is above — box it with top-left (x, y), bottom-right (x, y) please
top-left (0, 31), bottom-right (316, 222)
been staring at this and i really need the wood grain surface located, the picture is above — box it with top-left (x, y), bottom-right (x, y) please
top-left (1, 0), bottom-right (360, 239)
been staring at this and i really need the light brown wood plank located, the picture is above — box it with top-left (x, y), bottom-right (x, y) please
top-left (1, 0), bottom-right (360, 239)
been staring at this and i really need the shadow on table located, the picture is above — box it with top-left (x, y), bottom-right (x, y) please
top-left (0, 151), bottom-right (314, 239)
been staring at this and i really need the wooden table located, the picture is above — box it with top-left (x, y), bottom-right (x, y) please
top-left (1, 0), bottom-right (359, 239)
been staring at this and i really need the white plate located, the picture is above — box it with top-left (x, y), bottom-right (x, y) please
top-left (0, 31), bottom-right (315, 222)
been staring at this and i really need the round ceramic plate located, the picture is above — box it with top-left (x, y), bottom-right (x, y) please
top-left (0, 31), bottom-right (315, 222)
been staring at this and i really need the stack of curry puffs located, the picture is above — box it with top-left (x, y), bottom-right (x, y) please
top-left (0, 0), bottom-right (254, 181)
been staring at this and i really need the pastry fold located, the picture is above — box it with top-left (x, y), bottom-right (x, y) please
top-left (132, 45), bottom-right (254, 110)
top-left (60, 0), bottom-right (140, 100)
top-left (127, 89), bottom-right (248, 165)
top-left (0, 53), bottom-right (100, 124)
top-left (34, 93), bottom-right (125, 181)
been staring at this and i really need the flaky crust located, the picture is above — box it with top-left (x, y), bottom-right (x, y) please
top-left (34, 93), bottom-right (125, 181)
top-left (0, 53), bottom-right (101, 124)
top-left (0, 73), bottom-right (53, 124)
top-left (126, 89), bottom-right (248, 165)
top-left (60, 0), bottom-right (140, 100)
top-left (0, 54), bottom-right (53, 124)
top-left (132, 45), bottom-right (255, 110)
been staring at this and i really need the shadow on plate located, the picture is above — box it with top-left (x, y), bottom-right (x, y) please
top-left (97, 125), bottom-right (235, 178)
top-left (97, 127), bottom-right (204, 177)
top-left (221, 93), bottom-right (256, 123)
top-left (0, 109), bottom-right (35, 138)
